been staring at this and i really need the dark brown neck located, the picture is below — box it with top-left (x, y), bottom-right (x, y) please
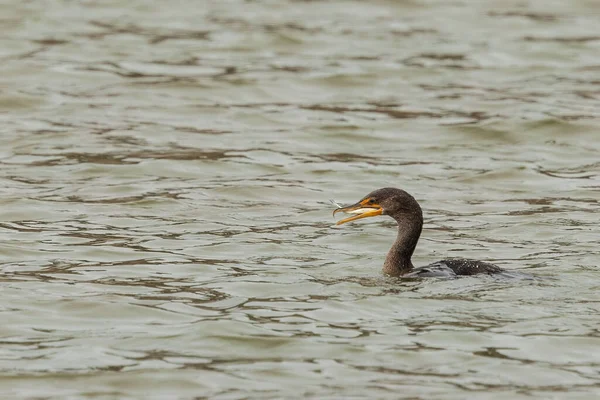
top-left (382, 213), bottom-right (423, 276)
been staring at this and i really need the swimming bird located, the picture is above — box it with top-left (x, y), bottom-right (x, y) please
top-left (333, 187), bottom-right (514, 278)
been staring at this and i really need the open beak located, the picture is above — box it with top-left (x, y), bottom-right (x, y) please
top-left (333, 199), bottom-right (383, 225)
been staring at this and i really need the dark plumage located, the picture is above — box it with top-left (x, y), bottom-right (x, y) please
top-left (333, 187), bottom-right (522, 278)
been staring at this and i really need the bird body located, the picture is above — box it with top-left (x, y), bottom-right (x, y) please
top-left (402, 259), bottom-right (505, 278)
top-left (333, 187), bottom-right (519, 278)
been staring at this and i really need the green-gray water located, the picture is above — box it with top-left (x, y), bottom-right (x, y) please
top-left (1, 1), bottom-right (599, 398)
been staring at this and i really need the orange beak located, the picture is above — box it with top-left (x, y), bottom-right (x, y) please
top-left (333, 199), bottom-right (383, 225)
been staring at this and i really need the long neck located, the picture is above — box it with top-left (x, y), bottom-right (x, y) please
top-left (383, 214), bottom-right (423, 276)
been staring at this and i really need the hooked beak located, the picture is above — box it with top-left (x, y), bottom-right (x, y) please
top-left (333, 199), bottom-right (383, 225)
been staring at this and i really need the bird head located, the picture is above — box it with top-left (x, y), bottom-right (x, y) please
top-left (333, 187), bottom-right (421, 225)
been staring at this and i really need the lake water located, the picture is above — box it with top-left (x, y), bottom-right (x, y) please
top-left (0, 0), bottom-right (599, 398)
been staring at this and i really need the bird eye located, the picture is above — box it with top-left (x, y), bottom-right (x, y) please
top-left (368, 198), bottom-right (375, 204)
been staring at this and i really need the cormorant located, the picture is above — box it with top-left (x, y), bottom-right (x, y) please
top-left (333, 187), bottom-right (521, 278)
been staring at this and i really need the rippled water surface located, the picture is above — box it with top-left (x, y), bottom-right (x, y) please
top-left (1, 0), bottom-right (599, 398)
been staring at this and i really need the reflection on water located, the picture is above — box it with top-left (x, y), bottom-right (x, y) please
top-left (0, 0), bottom-right (599, 398)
